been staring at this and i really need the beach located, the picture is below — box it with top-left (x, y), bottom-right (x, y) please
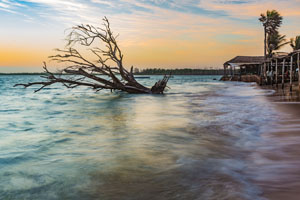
top-left (247, 85), bottom-right (300, 200)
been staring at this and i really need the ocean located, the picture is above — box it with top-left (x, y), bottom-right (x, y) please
top-left (0, 75), bottom-right (286, 199)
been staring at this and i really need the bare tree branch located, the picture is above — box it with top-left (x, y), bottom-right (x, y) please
top-left (14, 17), bottom-right (170, 94)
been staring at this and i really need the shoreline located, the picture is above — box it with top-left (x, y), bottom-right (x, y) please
top-left (249, 83), bottom-right (300, 200)
top-left (261, 81), bottom-right (300, 102)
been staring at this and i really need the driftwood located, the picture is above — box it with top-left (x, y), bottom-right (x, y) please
top-left (15, 17), bottom-right (170, 94)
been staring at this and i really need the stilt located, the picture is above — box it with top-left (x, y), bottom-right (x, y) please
top-left (282, 59), bottom-right (285, 90)
top-left (224, 65), bottom-right (227, 78)
top-left (233, 66), bottom-right (235, 78)
top-left (260, 64), bottom-right (263, 85)
top-left (271, 61), bottom-right (273, 86)
top-left (229, 65), bottom-right (233, 81)
top-left (298, 53), bottom-right (300, 91)
top-left (264, 62), bottom-right (266, 85)
top-left (275, 59), bottom-right (278, 88)
top-left (290, 55), bottom-right (293, 92)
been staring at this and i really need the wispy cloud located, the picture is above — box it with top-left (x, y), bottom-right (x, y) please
top-left (1, 0), bottom-right (300, 69)
top-left (0, 0), bottom-right (28, 13)
top-left (3, 0), bottom-right (300, 26)
top-left (198, 0), bottom-right (300, 18)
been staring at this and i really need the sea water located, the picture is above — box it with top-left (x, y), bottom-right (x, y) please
top-left (0, 75), bottom-right (279, 199)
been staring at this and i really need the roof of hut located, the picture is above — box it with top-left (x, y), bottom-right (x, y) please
top-left (288, 49), bottom-right (300, 57)
top-left (224, 56), bottom-right (265, 66)
top-left (272, 52), bottom-right (289, 60)
top-left (269, 51), bottom-right (297, 61)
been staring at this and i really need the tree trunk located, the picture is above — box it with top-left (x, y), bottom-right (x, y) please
top-left (264, 26), bottom-right (267, 59)
top-left (14, 17), bottom-right (170, 94)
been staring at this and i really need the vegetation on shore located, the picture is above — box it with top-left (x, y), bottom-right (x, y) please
top-left (135, 68), bottom-right (224, 75)
top-left (1, 68), bottom-right (224, 76)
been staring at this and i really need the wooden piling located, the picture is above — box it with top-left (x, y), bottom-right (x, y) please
top-left (233, 66), bottom-right (235, 77)
top-left (290, 55), bottom-right (293, 92)
top-left (275, 59), bottom-right (278, 88)
top-left (282, 59), bottom-right (285, 90)
top-left (298, 53), bottom-right (300, 91)
top-left (264, 62), bottom-right (266, 82)
top-left (271, 61), bottom-right (273, 86)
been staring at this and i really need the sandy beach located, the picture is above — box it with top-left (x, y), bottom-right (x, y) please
top-left (248, 83), bottom-right (300, 200)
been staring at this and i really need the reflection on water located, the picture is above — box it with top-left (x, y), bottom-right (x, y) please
top-left (0, 75), bottom-right (280, 199)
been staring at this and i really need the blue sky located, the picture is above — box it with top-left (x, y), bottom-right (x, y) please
top-left (0, 0), bottom-right (300, 72)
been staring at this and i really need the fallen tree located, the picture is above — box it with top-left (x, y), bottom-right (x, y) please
top-left (15, 17), bottom-right (170, 94)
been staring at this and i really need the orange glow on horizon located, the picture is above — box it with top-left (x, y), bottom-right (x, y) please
top-left (1, 0), bottom-right (300, 71)
top-left (0, 46), bottom-right (49, 67)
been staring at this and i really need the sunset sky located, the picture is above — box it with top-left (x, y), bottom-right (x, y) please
top-left (1, 0), bottom-right (300, 72)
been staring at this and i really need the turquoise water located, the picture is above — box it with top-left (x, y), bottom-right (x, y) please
top-left (0, 75), bottom-right (278, 199)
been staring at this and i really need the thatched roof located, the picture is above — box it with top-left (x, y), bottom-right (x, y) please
top-left (224, 56), bottom-right (265, 66)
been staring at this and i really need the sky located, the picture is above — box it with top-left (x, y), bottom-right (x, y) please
top-left (0, 0), bottom-right (300, 72)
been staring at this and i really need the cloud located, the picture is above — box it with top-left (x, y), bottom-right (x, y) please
top-left (5, 0), bottom-right (300, 26)
top-left (0, 0), bottom-right (27, 13)
top-left (0, 2), bottom-right (10, 8)
top-left (198, 0), bottom-right (300, 18)
top-left (1, 0), bottom-right (299, 69)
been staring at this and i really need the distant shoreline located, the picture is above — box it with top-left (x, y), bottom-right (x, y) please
top-left (0, 73), bottom-right (224, 76)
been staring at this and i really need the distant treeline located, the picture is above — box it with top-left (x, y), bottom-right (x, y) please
top-left (135, 68), bottom-right (224, 75)
top-left (0, 68), bottom-right (224, 76)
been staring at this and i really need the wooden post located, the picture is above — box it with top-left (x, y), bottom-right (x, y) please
top-left (290, 55), bottom-right (293, 92)
top-left (264, 62), bottom-right (266, 83)
top-left (282, 59), bottom-right (285, 90)
top-left (267, 62), bottom-right (270, 85)
top-left (271, 61), bottom-right (273, 86)
top-left (298, 53), bottom-right (300, 90)
top-left (259, 64), bottom-right (263, 85)
top-left (275, 59), bottom-right (278, 88)
top-left (233, 66), bottom-right (235, 77)
top-left (239, 66), bottom-right (242, 81)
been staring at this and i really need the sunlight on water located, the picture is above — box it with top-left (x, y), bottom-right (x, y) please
top-left (0, 75), bottom-right (279, 199)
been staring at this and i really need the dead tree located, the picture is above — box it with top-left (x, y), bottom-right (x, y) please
top-left (15, 17), bottom-right (170, 94)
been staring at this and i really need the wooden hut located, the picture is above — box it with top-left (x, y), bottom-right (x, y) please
top-left (223, 56), bottom-right (265, 82)
top-left (222, 52), bottom-right (300, 91)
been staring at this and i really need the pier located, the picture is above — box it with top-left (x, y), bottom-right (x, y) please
top-left (222, 50), bottom-right (300, 92)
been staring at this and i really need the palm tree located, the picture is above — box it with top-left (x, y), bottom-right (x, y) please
top-left (290, 35), bottom-right (300, 50)
top-left (267, 31), bottom-right (289, 57)
top-left (259, 10), bottom-right (283, 58)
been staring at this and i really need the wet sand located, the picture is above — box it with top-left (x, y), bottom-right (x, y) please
top-left (249, 83), bottom-right (300, 200)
